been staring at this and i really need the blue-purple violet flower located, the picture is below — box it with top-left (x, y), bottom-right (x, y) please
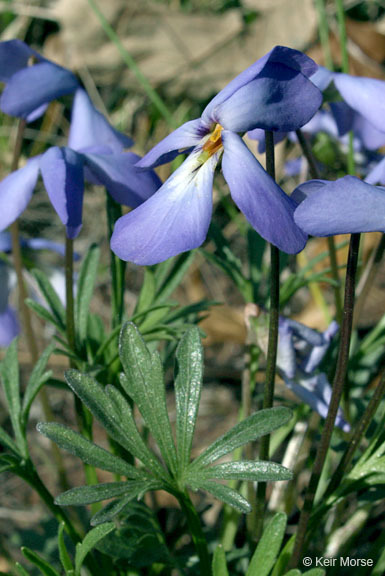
top-left (0, 89), bottom-right (161, 238)
top-left (111, 46), bottom-right (324, 265)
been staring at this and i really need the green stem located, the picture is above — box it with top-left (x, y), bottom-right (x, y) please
top-left (87, 0), bottom-right (175, 128)
top-left (106, 193), bottom-right (126, 328)
top-left (288, 233), bottom-right (360, 568)
top-left (178, 491), bottom-right (211, 575)
top-left (315, 0), bottom-right (334, 69)
top-left (296, 129), bottom-right (343, 324)
top-left (325, 367), bottom-right (385, 498)
top-left (254, 131), bottom-right (280, 539)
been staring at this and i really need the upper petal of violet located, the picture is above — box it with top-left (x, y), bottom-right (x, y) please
top-left (111, 148), bottom-right (217, 265)
top-left (68, 89), bottom-right (132, 153)
top-left (0, 157), bottom-right (40, 231)
top-left (202, 46), bottom-right (319, 127)
top-left (214, 62), bottom-right (322, 133)
top-left (294, 175), bottom-right (385, 236)
top-left (40, 147), bottom-right (84, 239)
top-left (1, 61), bottom-right (78, 119)
top-left (221, 131), bottom-right (307, 254)
top-left (136, 118), bottom-right (207, 169)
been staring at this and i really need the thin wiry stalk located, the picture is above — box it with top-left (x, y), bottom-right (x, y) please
top-left (254, 131), bottom-right (280, 539)
top-left (325, 367), bottom-right (385, 498)
top-left (289, 233), bottom-right (360, 568)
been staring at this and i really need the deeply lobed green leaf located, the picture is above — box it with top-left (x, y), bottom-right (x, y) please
top-left (190, 406), bottom-right (292, 470)
top-left (189, 477), bottom-right (251, 513)
top-left (119, 322), bottom-right (178, 475)
top-left (75, 523), bottom-right (115, 576)
top-left (65, 369), bottom-right (167, 480)
top-left (174, 326), bottom-right (203, 474)
top-left (189, 461), bottom-right (292, 483)
top-left (37, 422), bottom-right (145, 479)
top-left (55, 481), bottom-right (142, 506)
top-left (246, 512), bottom-right (287, 576)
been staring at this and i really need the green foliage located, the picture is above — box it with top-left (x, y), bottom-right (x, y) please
top-left (96, 502), bottom-right (173, 567)
top-left (75, 243), bottom-right (100, 346)
top-left (189, 407), bottom-right (292, 469)
top-left (38, 323), bottom-right (292, 522)
top-left (58, 523), bottom-right (74, 574)
top-left (74, 523), bottom-right (115, 575)
top-left (174, 326), bottom-right (203, 474)
top-left (246, 513), bottom-right (287, 576)
top-left (28, 269), bottom-right (66, 333)
top-left (0, 340), bottom-right (54, 460)
top-left (21, 547), bottom-right (61, 576)
top-left (213, 545), bottom-right (229, 576)
top-left (119, 323), bottom-right (178, 475)
top-left (36, 422), bottom-right (147, 479)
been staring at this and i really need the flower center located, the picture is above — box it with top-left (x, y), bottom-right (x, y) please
top-left (202, 123), bottom-right (223, 157)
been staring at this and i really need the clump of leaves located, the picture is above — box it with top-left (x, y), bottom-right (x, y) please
top-left (38, 323), bottom-right (292, 523)
top-left (212, 513), bottom-right (325, 576)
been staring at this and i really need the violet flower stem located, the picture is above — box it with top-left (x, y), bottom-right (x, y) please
top-left (296, 129), bottom-right (343, 325)
top-left (289, 232), bottom-right (360, 569)
top-left (325, 367), bottom-right (385, 498)
top-left (9, 120), bottom-right (69, 490)
top-left (254, 131), bottom-right (280, 540)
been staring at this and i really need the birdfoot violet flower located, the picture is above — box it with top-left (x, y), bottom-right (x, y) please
top-left (0, 89), bottom-right (161, 238)
top-left (110, 46), bottom-right (324, 265)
